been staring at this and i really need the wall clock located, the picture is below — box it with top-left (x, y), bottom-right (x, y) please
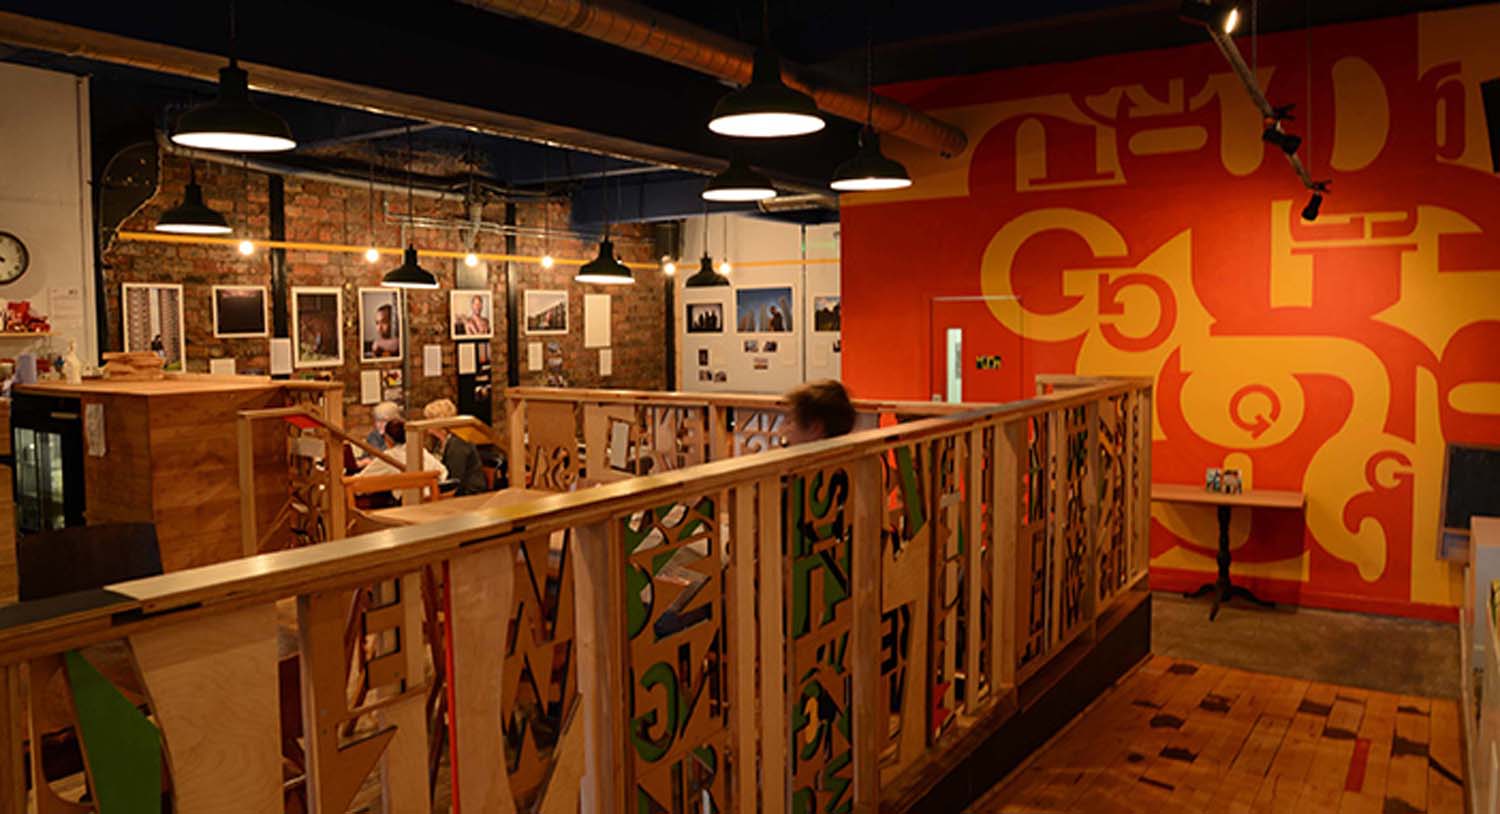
top-left (0, 231), bottom-right (29, 285)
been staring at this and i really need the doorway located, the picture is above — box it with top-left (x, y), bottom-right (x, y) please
top-left (928, 296), bottom-right (1024, 404)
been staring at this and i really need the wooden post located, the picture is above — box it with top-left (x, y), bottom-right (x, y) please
top-left (379, 572), bottom-right (431, 814)
top-left (757, 476), bottom-right (788, 814)
top-left (237, 415), bottom-right (257, 557)
top-left (730, 484), bottom-right (760, 814)
top-left (708, 405), bottom-right (728, 461)
top-left (964, 429), bottom-right (985, 715)
top-left (992, 421), bottom-right (1021, 694)
top-left (505, 395), bottom-right (527, 486)
top-left (1137, 388), bottom-right (1154, 581)
top-left (0, 664), bottom-right (23, 814)
top-left (447, 545), bottom-right (519, 813)
top-left (850, 456), bottom-right (883, 812)
top-left (325, 427), bottom-right (347, 540)
top-left (1084, 401), bottom-right (1101, 629)
top-left (576, 519), bottom-right (624, 814)
top-left (404, 427), bottom-right (425, 506)
top-left (1048, 408), bottom-right (1063, 652)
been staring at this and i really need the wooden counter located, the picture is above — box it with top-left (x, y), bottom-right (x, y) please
top-left (14, 375), bottom-right (308, 573)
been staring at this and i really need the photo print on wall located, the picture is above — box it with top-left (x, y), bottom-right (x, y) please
top-left (359, 288), bottom-right (403, 362)
top-left (211, 285), bottom-right (268, 338)
top-left (813, 295), bottom-right (841, 331)
top-left (686, 302), bottom-right (724, 334)
top-left (122, 282), bottom-right (186, 371)
top-left (736, 286), bottom-right (793, 333)
top-left (524, 290), bottom-right (569, 335)
top-left (291, 286), bottom-right (343, 368)
top-left (698, 348), bottom-right (709, 366)
top-left (451, 290), bottom-right (495, 339)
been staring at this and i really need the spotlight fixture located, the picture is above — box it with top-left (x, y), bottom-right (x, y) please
top-left (155, 165), bottom-right (231, 234)
top-left (237, 239), bottom-right (254, 256)
top-left (383, 126), bottom-right (438, 289)
top-left (1262, 124), bottom-right (1302, 156)
top-left (684, 208), bottom-right (730, 288)
top-left (364, 247), bottom-right (380, 263)
top-left (540, 254), bottom-right (555, 269)
top-left (703, 153), bottom-right (776, 202)
top-left (574, 239), bottom-right (634, 284)
top-left (1301, 180), bottom-right (1330, 222)
top-left (708, 47), bottom-right (825, 138)
top-left (1179, 0), bottom-right (1240, 34)
top-left (464, 252), bottom-right (479, 268)
top-left (383, 245), bottom-right (439, 289)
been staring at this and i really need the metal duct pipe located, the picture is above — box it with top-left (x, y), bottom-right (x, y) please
top-left (459, 0), bottom-right (969, 157)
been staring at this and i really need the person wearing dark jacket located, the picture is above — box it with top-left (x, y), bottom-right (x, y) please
top-left (422, 398), bottom-right (488, 496)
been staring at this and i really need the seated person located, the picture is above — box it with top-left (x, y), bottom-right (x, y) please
top-left (423, 398), bottom-right (488, 496)
top-left (366, 401), bottom-right (401, 451)
top-left (357, 418), bottom-right (448, 504)
top-left (783, 380), bottom-right (856, 445)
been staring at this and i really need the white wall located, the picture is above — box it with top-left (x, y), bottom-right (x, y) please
top-left (676, 214), bottom-right (841, 394)
top-left (0, 62), bottom-right (97, 363)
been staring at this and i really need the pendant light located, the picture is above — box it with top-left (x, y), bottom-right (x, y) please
top-left (685, 207), bottom-right (730, 288)
top-left (831, 4), bottom-right (911, 192)
top-left (170, 2), bottom-right (295, 153)
top-left (574, 167), bottom-right (633, 285)
top-left (708, 0), bottom-right (825, 138)
top-left (383, 128), bottom-right (438, 289)
top-left (703, 150), bottom-right (776, 202)
top-left (156, 164), bottom-right (231, 234)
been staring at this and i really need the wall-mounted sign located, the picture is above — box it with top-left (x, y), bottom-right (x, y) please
top-left (975, 354), bottom-right (1003, 370)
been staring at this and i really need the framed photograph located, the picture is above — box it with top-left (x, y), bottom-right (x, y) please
top-left (813, 295), bottom-right (841, 332)
top-left (211, 285), bottom-right (268, 338)
top-left (686, 302), bottom-right (724, 334)
top-left (524, 289), bottom-right (568, 335)
top-left (291, 286), bottom-right (344, 368)
top-left (736, 287), bottom-right (793, 333)
top-left (122, 283), bottom-right (186, 371)
top-left (358, 287), bottom-right (403, 362)
top-left (452, 289), bottom-right (495, 339)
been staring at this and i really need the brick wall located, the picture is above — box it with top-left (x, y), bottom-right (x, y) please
top-left (102, 151), bottom-right (667, 433)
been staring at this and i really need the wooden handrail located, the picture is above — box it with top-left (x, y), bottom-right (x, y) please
top-left (504, 384), bottom-right (979, 415)
top-left (0, 377), bottom-right (1141, 654)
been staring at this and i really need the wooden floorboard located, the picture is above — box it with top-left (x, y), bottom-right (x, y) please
top-left (970, 659), bottom-right (1465, 814)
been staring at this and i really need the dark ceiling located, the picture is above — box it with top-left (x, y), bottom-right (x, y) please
top-left (0, 0), bottom-right (1486, 227)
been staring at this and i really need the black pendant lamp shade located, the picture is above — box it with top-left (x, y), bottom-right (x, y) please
top-left (703, 155), bottom-right (776, 202)
top-left (684, 253), bottom-right (731, 288)
top-left (155, 167), bottom-right (231, 234)
top-left (709, 48), bottom-right (825, 138)
top-left (574, 239), bottom-right (634, 285)
top-left (171, 59), bottom-right (296, 153)
top-left (382, 245), bottom-right (438, 289)
top-left (831, 129), bottom-right (912, 192)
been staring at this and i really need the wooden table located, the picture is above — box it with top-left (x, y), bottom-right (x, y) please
top-left (1151, 483), bottom-right (1306, 620)
top-left (368, 487), bottom-right (553, 526)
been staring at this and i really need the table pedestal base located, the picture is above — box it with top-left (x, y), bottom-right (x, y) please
top-left (1182, 504), bottom-right (1275, 620)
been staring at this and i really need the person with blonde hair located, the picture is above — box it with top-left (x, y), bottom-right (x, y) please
top-left (423, 398), bottom-right (487, 495)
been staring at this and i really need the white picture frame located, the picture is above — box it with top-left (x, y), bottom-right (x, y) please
top-left (211, 285), bottom-right (269, 338)
top-left (450, 289), bottom-right (495, 340)
top-left (291, 286), bottom-right (344, 368)
top-left (524, 289), bottom-right (569, 336)
top-left (121, 282), bottom-right (187, 371)
top-left (358, 287), bottom-right (403, 363)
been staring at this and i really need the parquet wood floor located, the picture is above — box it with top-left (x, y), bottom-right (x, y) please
top-left (970, 656), bottom-right (1465, 814)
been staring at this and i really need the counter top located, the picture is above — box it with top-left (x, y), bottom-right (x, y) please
top-left (16, 373), bottom-right (285, 398)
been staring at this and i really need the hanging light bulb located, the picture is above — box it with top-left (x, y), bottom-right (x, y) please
top-left (540, 254), bottom-right (555, 269)
top-left (170, 5), bottom-right (294, 152)
top-left (364, 247), bottom-right (380, 263)
top-left (237, 239), bottom-right (255, 255)
top-left (464, 252), bottom-right (479, 268)
top-left (832, 8), bottom-right (912, 192)
top-left (156, 164), bottom-right (231, 234)
top-left (1179, 0), bottom-right (1241, 34)
top-left (703, 152), bottom-right (776, 202)
top-left (662, 258), bottom-right (677, 276)
top-left (719, 260), bottom-right (733, 275)
top-left (383, 126), bottom-right (438, 289)
top-left (685, 208), bottom-right (730, 288)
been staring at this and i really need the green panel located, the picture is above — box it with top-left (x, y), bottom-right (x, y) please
top-left (64, 650), bottom-right (162, 814)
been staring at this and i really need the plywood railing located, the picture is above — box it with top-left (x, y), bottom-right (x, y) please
top-left (0, 376), bottom-right (1152, 814)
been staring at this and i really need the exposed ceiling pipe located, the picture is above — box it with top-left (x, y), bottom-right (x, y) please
top-left (458, 0), bottom-right (969, 157)
top-left (757, 193), bottom-right (838, 214)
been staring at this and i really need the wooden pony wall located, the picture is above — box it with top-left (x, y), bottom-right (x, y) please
top-left (0, 378), bottom-right (1150, 814)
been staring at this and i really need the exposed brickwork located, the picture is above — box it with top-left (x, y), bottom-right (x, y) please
top-left (102, 152), bottom-right (666, 432)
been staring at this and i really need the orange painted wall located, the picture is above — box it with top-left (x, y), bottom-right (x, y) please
top-left (840, 6), bottom-right (1500, 619)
